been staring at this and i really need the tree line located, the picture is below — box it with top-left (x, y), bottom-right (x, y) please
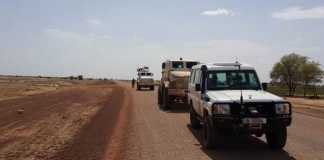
top-left (270, 53), bottom-right (324, 97)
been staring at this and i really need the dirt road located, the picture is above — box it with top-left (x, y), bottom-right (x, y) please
top-left (113, 82), bottom-right (324, 160)
top-left (1, 81), bottom-right (324, 160)
top-left (0, 81), bottom-right (121, 160)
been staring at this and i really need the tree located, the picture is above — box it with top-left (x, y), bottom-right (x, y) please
top-left (301, 61), bottom-right (323, 97)
top-left (270, 53), bottom-right (307, 96)
top-left (78, 75), bottom-right (83, 80)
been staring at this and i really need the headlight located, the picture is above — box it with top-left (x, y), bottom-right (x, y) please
top-left (164, 81), bottom-right (169, 88)
top-left (275, 103), bottom-right (290, 114)
top-left (213, 104), bottom-right (231, 115)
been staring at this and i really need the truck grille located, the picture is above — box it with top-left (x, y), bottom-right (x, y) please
top-left (231, 102), bottom-right (275, 117)
top-left (140, 79), bottom-right (153, 83)
top-left (169, 78), bottom-right (188, 89)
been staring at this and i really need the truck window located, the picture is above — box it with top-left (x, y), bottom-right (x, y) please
top-left (194, 70), bottom-right (201, 84)
top-left (162, 63), bottom-right (165, 69)
top-left (186, 62), bottom-right (198, 69)
top-left (207, 70), bottom-right (261, 90)
top-left (248, 73), bottom-right (258, 87)
top-left (190, 69), bottom-right (196, 84)
top-left (172, 61), bottom-right (184, 69)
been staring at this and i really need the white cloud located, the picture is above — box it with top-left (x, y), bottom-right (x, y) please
top-left (201, 9), bottom-right (235, 16)
top-left (43, 28), bottom-right (110, 41)
top-left (86, 18), bottom-right (102, 25)
top-left (272, 6), bottom-right (324, 20)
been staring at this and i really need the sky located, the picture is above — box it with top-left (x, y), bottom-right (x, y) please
top-left (1, 0), bottom-right (324, 81)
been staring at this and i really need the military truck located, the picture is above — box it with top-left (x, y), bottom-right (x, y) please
top-left (137, 66), bottom-right (155, 90)
top-left (158, 59), bottom-right (199, 110)
top-left (187, 62), bottom-right (292, 149)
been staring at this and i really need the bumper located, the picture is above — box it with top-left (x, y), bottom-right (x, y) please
top-left (138, 85), bottom-right (154, 88)
top-left (212, 115), bottom-right (291, 133)
top-left (138, 83), bottom-right (154, 87)
top-left (168, 88), bottom-right (187, 97)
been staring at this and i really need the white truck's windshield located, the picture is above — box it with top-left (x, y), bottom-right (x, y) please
top-left (207, 70), bottom-right (261, 90)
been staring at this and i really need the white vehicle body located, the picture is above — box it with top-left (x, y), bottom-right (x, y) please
top-left (187, 62), bottom-right (292, 149)
top-left (188, 63), bottom-right (287, 115)
top-left (137, 66), bottom-right (155, 90)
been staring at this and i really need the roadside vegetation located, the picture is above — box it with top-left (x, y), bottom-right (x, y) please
top-left (269, 53), bottom-right (324, 98)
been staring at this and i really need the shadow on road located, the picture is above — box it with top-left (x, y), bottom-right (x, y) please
top-left (187, 125), bottom-right (296, 160)
top-left (161, 103), bottom-right (189, 113)
top-left (134, 86), bottom-right (156, 92)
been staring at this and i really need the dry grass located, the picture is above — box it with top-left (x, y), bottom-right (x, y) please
top-left (0, 75), bottom-right (88, 101)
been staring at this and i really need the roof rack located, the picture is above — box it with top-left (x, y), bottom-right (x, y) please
top-left (213, 62), bottom-right (241, 67)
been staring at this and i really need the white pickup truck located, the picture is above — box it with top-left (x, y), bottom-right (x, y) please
top-left (137, 67), bottom-right (155, 90)
top-left (187, 62), bottom-right (292, 149)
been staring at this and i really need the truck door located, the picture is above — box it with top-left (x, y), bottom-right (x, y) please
top-left (194, 69), bottom-right (203, 116)
top-left (188, 69), bottom-right (195, 105)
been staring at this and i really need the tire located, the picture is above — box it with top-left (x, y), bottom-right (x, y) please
top-left (158, 86), bottom-right (162, 105)
top-left (266, 126), bottom-right (287, 150)
top-left (137, 85), bottom-right (141, 90)
top-left (150, 86), bottom-right (154, 90)
top-left (202, 114), bottom-right (215, 149)
top-left (190, 105), bottom-right (201, 129)
top-left (161, 87), bottom-right (170, 110)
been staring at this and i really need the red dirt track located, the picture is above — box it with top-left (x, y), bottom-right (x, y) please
top-left (0, 81), bottom-right (127, 160)
top-left (1, 80), bottom-right (324, 160)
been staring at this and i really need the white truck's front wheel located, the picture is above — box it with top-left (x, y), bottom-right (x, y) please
top-left (190, 105), bottom-right (201, 129)
top-left (202, 115), bottom-right (215, 149)
top-left (266, 126), bottom-right (287, 150)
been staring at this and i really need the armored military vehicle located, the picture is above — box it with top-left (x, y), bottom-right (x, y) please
top-left (158, 59), bottom-right (199, 109)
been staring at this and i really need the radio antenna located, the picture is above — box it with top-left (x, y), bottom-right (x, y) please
top-left (235, 61), bottom-right (243, 106)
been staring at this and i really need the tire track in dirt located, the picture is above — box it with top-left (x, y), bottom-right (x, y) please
top-left (103, 83), bottom-right (133, 160)
top-left (49, 85), bottom-right (133, 160)
top-left (0, 82), bottom-right (116, 160)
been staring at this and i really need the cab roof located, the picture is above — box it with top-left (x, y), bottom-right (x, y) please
top-left (191, 62), bottom-right (255, 71)
top-left (164, 60), bottom-right (199, 63)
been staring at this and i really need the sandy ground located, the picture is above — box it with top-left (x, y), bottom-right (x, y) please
top-left (287, 97), bottom-right (324, 108)
top-left (0, 78), bottom-right (117, 160)
top-left (0, 76), bottom-right (79, 101)
top-left (1, 79), bottom-right (324, 160)
top-left (286, 97), bottom-right (324, 119)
